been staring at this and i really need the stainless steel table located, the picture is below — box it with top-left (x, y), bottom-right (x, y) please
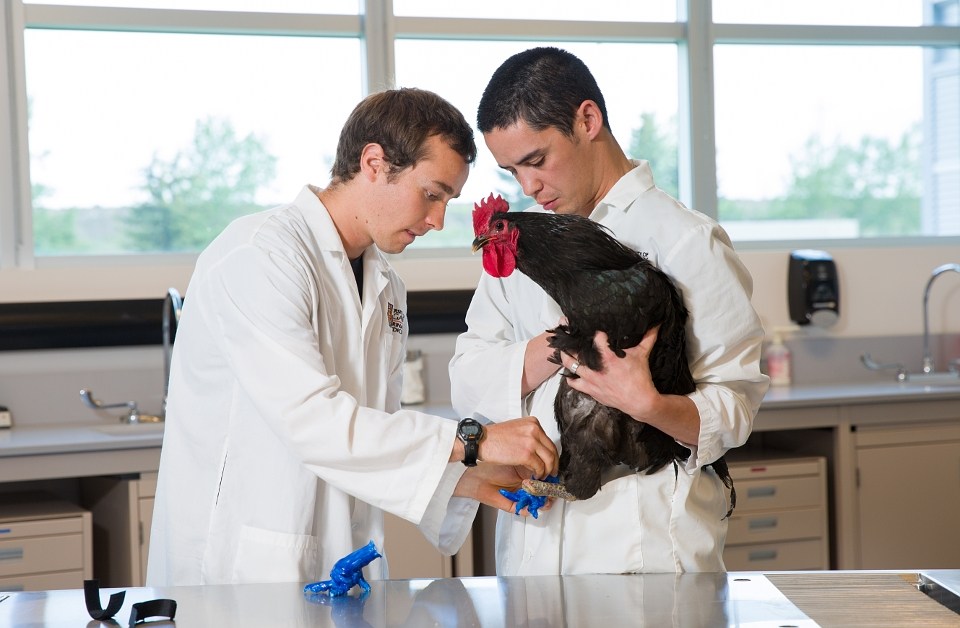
top-left (2, 571), bottom-right (959, 627)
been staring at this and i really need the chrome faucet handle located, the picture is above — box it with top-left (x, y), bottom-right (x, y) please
top-left (860, 354), bottom-right (907, 382)
top-left (79, 389), bottom-right (162, 423)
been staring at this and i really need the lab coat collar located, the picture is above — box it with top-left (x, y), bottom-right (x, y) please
top-left (298, 185), bottom-right (348, 255)
top-left (296, 185), bottom-right (392, 318)
top-left (590, 160), bottom-right (656, 221)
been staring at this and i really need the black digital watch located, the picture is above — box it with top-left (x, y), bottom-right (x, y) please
top-left (457, 418), bottom-right (485, 467)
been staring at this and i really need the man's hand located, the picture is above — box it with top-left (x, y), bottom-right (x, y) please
top-left (559, 328), bottom-right (661, 418)
top-left (479, 416), bottom-right (559, 479)
top-left (558, 328), bottom-right (701, 445)
top-left (454, 463), bottom-right (553, 516)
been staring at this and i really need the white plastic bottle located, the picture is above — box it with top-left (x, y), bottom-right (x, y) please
top-left (766, 330), bottom-right (793, 386)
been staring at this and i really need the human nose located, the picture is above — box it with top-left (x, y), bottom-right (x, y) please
top-left (516, 169), bottom-right (541, 198)
top-left (425, 203), bottom-right (445, 232)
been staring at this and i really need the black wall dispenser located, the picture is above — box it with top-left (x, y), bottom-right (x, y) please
top-left (788, 249), bottom-right (840, 328)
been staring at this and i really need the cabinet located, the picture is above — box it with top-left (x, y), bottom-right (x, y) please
top-left (80, 472), bottom-right (156, 587)
top-left (0, 493), bottom-right (93, 591)
top-left (723, 456), bottom-right (829, 571)
top-left (383, 512), bottom-right (473, 579)
top-left (855, 422), bottom-right (960, 569)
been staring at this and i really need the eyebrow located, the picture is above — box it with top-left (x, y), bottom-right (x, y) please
top-left (498, 148), bottom-right (545, 170)
top-left (433, 180), bottom-right (458, 198)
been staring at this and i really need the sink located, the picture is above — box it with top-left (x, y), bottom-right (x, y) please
top-left (94, 422), bottom-right (165, 436)
top-left (900, 372), bottom-right (960, 386)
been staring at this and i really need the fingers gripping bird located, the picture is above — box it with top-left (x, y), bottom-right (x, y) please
top-left (472, 194), bottom-right (735, 517)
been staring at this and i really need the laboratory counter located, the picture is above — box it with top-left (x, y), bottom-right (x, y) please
top-left (3, 570), bottom-right (960, 627)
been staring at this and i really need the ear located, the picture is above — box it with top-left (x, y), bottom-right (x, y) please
top-left (576, 100), bottom-right (605, 141)
top-left (359, 143), bottom-right (387, 182)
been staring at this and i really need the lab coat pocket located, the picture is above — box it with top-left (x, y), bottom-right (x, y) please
top-left (561, 474), bottom-right (643, 573)
top-left (233, 525), bottom-right (320, 584)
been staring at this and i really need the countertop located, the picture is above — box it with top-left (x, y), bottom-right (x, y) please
top-left (2, 383), bottom-right (960, 461)
top-left (2, 570), bottom-right (959, 627)
top-left (760, 379), bottom-right (960, 409)
top-left (0, 422), bottom-right (164, 458)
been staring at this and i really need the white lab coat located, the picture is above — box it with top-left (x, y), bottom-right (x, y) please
top-left (148, 186), bottom-right (475, 586)
top-left (450, 162), bottom-right (769, 575)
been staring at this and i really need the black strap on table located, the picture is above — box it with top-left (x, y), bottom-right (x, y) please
top-left (83, 579), bottom-right (177, 625)
top-left (129, 598), bottom-right (177, 625)
top-left (84, 579), bottom-right (125, 620)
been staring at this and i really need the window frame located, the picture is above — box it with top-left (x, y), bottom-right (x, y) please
top-left (1, 0), bottom-right (958, 300)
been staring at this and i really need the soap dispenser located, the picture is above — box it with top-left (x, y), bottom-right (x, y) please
top-left (766, 330), bottom-right (792, 386)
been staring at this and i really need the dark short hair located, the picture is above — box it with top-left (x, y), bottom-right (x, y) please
top-left (331, 88), bottom-right (476, 183)
top-left (477, 47), bottom-right (610, 136)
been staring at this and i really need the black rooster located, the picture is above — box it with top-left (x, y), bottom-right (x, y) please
top-left (472, 194), bottom-right (734, 517)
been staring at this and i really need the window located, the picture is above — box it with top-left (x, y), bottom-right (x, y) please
top-left (714, 45), bottom-right (933, 240)
top-left (393, 0), bottom-right (675, 21)
top-left (23, 0), bottom-right (358, 12)
top-left (712, 1), bottom-right (960, 242)
top-left (20, 5), bottom-right (362, 257)
top-left (2, 0), bottom-right (958, 273)
top-left (713, 0), bottom-right (925, 26)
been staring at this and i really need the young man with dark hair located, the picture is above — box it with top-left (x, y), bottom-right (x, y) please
top-left (149, 88), bottom-right (558, 586)
top-left (451, 48), bottom-right (768, 574)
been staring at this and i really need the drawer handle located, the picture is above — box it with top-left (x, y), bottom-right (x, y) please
top-left (748, 517), bottom-right (779, 530)
top-left (748, 549), bottom-right (778, 561)
top-left (0, 547), bottom-right (24, 561)
top-left (747, 486), bottom-right (777, 498)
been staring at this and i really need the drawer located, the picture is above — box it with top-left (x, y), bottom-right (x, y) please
top-left (0, 517), bottom-right (84, 540)
top-left (729, 457), bottom-right (824, 481)
top-left (0, 534), bottom-right (85, 578)
top-left (0, 569), bottom-right (85, 592)
top-left (723, 538), bottom-right (827, 571)
top-left (733, 475), bottom-right (823, 512)
top-left (726, 507), bottom-right (825, 546)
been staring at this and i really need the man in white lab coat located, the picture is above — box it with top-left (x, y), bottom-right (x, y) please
top-left (148, 88), bottom-right (558, 586)
top-left (450, 48), bottom-right (769, 574)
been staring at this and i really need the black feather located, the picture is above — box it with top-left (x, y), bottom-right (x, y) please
top-left (491, 211), bottom-right (735, 516)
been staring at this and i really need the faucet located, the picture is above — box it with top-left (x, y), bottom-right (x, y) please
top-left (921, 263), bottom-right (960, 374)
top-left (80, 389), bottom-right (161, 423)
top-left (163, 287), bottom-right (183, 415)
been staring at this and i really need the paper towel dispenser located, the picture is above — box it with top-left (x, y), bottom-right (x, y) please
top-left (788, 249), bottom-right (839, 328)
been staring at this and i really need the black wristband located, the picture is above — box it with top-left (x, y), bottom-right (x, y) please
top-left (457, 418), bottom-right (484, 467)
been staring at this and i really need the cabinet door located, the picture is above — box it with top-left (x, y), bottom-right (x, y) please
top-left (857, 426), bottom-right (960, 568)
top-left (138, 496), bottom-right (154, 585)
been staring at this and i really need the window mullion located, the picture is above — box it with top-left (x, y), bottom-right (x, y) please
top-left (1, 0), bottom-right (34, 269)
top-left (362, 0), bottom-right (395, 94)
top-left (677, 0), bottom-right (718, 218)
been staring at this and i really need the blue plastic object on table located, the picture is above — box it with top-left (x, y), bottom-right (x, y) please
top-left (304, 540), bottom-right (382, 597)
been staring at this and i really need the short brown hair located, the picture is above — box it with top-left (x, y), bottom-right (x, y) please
top-left (331, 88), bottom-right (476, 183)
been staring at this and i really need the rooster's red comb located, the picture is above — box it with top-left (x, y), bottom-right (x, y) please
top-left (472, 194), bottom-right (510, 237)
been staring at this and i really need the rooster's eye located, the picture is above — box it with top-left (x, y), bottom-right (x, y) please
top-left (494, 220), bottom-right (505, 231)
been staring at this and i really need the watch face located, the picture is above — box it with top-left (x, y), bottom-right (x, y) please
top-left (461, 423), bottom-right (482, 438)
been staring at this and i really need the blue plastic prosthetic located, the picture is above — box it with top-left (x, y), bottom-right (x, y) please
top-left (499, 475), bottom-right (560, 519)
top-left (304, 541), bottom-right (382, 597)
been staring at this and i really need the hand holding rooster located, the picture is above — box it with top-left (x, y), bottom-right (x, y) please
top-left (556, 328), bottom-right (702, 447)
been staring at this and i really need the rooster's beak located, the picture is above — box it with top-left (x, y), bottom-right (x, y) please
top-left (471, 235), bottom-right (490, 252)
